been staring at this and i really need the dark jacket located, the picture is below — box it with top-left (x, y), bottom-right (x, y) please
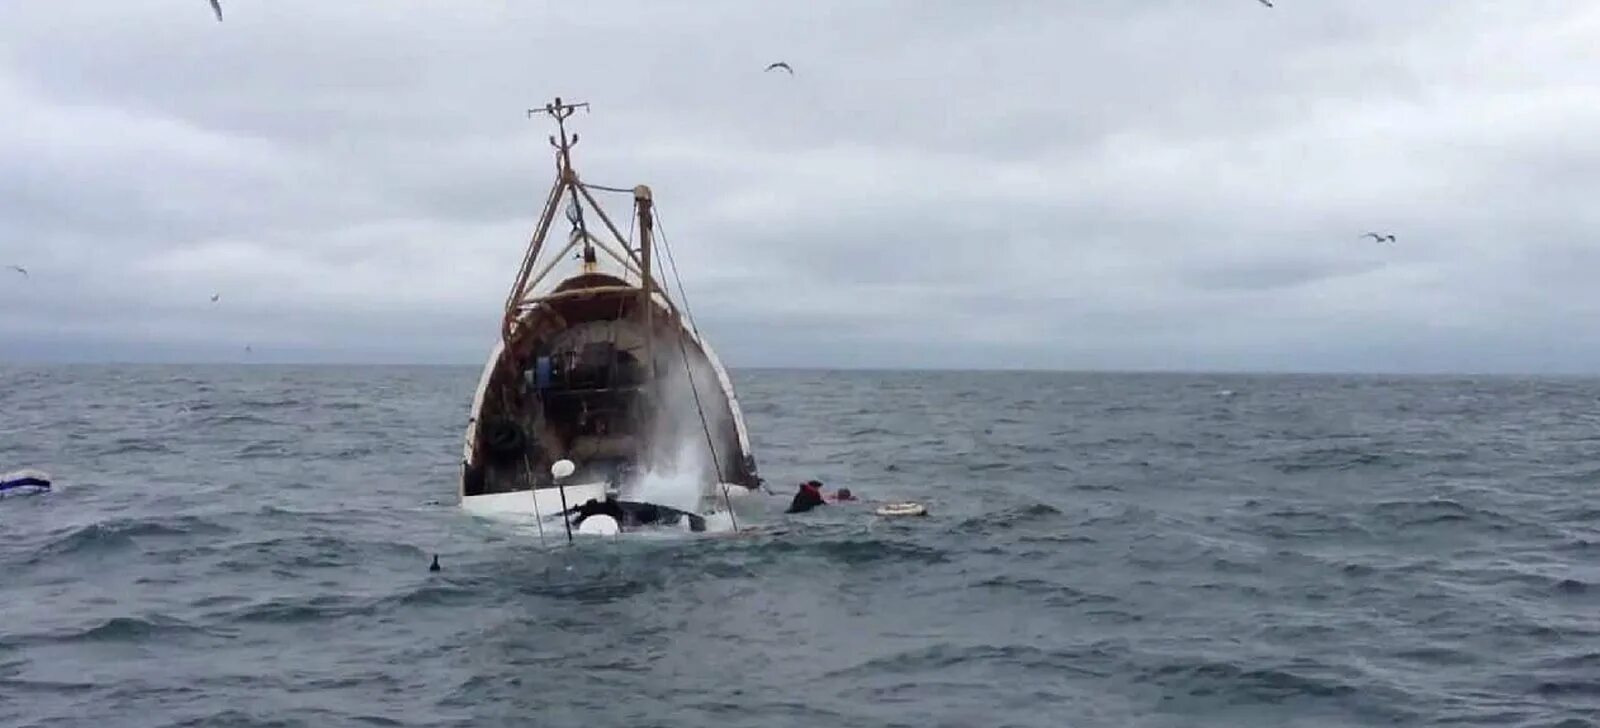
top-left (567, 497), bottom-right (624, 527)
top-left (786, 483), bottom-right (826, 514)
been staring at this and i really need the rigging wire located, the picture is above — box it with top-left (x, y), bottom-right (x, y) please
top-left (522, 453), bottom-right (548, 548)
top-left (580, 181), bottom-right (638, 195)
top-left (653, 209), bottom-right (738, 531)
top-left (672, 317), bottom-right (738, 532)
top-left (652, 209), bottom-right (700, 336)
top-left (495, 387), bottom-right (547, 547)
top-left (627, 199), bottom-right (638, 284)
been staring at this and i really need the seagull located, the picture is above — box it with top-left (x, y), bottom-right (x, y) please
top-left (765, 62), bottom-right (794, 75)
top-left (210, 293), bottom-right (221, 302)
top-left (7, 265), bottom-right (25, 278)
top-left (1361, 232), bottom-right (1397, 244)
top-left (208, 0), bottom-right (222, 22)
top-left (1258, 0), bottom-right (1273, 7)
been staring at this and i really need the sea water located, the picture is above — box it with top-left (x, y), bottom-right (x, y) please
top-left (2, 365), bottom-right (1598, 726)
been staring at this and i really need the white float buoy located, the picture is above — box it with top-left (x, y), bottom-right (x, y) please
top-left (576, 514), bottom-right (620, 535)
top-left (875, 502), bottom-right (928, 518)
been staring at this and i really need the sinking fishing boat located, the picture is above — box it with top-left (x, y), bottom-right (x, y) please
top-left (459, 98), bottom-right (760, 537)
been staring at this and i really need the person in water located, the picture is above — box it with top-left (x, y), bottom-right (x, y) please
top-left (564, 492), bottom-right (624, 527)
top-left (786, 480), bottom-right (827, 513)
top-left (832, 487), bottom-right (856, 502)
top-left (563, 492), bottom-right (709, 532)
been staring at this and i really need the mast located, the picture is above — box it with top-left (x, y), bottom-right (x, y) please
top-left (634, 184), bottom-right (656, 469)
top-left (530, 96), bottom-right (587, 179)
top-left (514, 98), bottom-right (666, 473)
top-left (506, 98), bottom-right (590, 344)
top-left (635, 185), bottom-right (656, 383)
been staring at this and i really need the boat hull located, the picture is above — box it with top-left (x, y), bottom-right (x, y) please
top-left (459, 275), bottom-right (759, 522)
top-left (460, 480), bottom-right (608, 523)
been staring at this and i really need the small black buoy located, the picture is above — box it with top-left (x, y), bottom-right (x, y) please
top-left (429, 554), bottom-right (441, 572)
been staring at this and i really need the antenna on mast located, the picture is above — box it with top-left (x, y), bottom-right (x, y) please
top-left (527, 97), bottom-right (590, 175)
top-left (528, 97), bottom-right (596, 269)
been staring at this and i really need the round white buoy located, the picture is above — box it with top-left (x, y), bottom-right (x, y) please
top-left (875, 502), bottom-right (928, 518)
top-left (576, 514), bottom-right (620, 536)
top-left (550, 460), bottom-right (576, 480)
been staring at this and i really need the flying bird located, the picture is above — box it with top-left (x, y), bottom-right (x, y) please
top-left (1258, 0), bottom-right (1273, 7)
top-left (765, 62), bottom-right (794, 75)
top-left (210, 293), bottom-right (221, 303)
top-left (209, 0), bottom-right (223, 22)
top-left (7, 265), bottom-right (25, 278)
top-left (1361, 232), bottom-right (1397, 244)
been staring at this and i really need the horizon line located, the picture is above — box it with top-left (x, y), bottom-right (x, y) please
top-left (3, 359), bottom-right (1599, 379)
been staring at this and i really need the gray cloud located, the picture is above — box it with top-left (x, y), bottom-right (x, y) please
top-left (3, 1), bottom-right (1599, 372)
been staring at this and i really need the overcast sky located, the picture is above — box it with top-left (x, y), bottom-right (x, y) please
top-left (3, 1), bottom-right (1598, 372)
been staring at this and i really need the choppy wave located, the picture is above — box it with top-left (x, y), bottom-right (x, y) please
top-left (19, 515), bottom-right (233, 564)
top-left (98, 437), bottom-right (177, 456)
top-left (226, 594), bottom-right (377, 624)
top-left (72, 615), bottom-right (213, 643)
top-left (952, 502), bottom-right (1062, 533)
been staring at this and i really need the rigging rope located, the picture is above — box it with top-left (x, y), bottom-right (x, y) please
top-left (653, 210), bottom-right (739, 531)
top-left (522, 453), bottom-right (547, 547)
top-left (580, 181), bottom-right (638, 195)
top-left (627, 199), bottom-right (638, 280)
top-left (496, 386), bottom-right (547, 547)
top-left (653, 209), bottom-right (701, 337)
top-left (628, 200), bottom-right (637, 242)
